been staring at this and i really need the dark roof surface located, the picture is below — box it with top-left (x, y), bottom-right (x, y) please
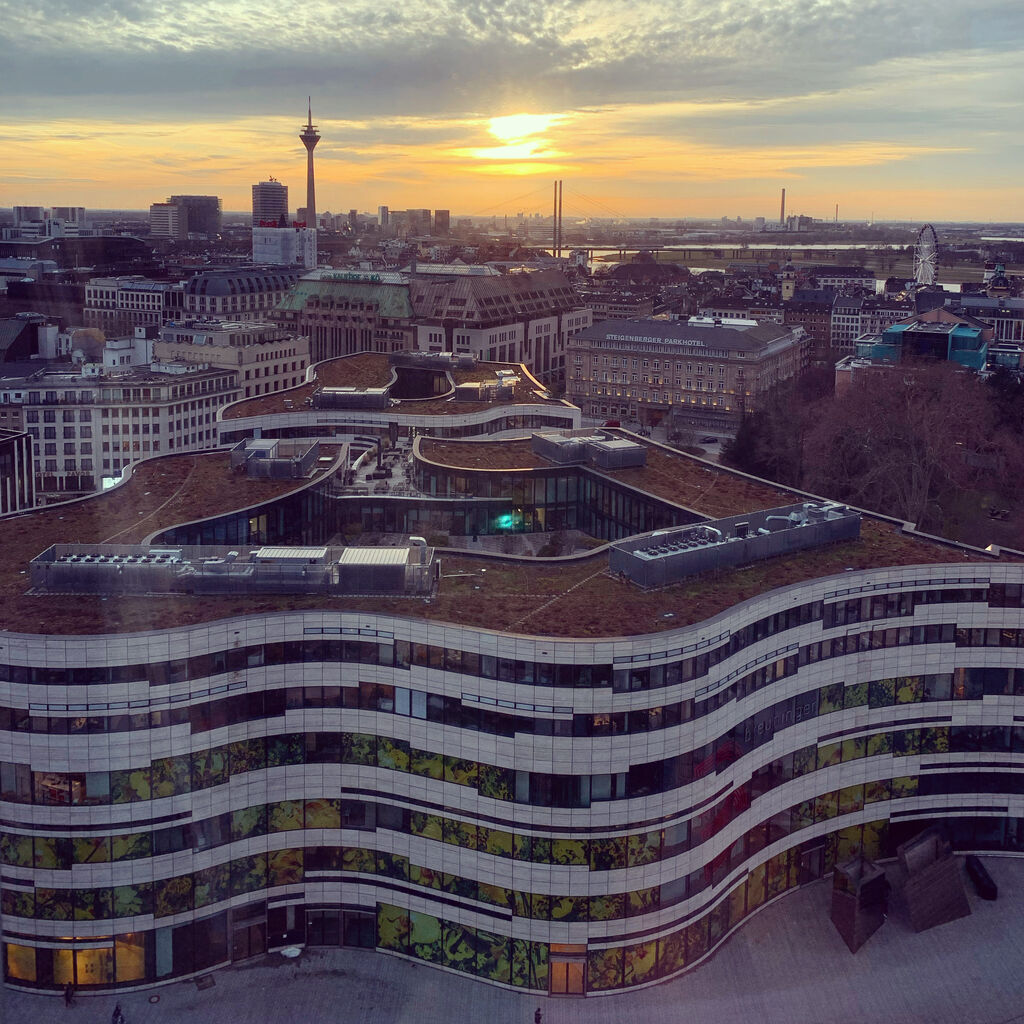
top-left (802, 265), bottom-right (875, 276)
top-left (0, 431), bottom-right (1012, 637)
top-left (0, 318), bottom-right (32, 360)
top-left (185, 269), bottom-right (299, 297)
top-left (577, 318), bottom-right (795, 353)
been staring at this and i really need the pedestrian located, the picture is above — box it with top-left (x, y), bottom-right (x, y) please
top-left (63, 981), bottom-right (74, 1007)
top-left (534, 1008), bottom-right (543, 1024)
top-left (111, 1003), bottom-right (125, 1024)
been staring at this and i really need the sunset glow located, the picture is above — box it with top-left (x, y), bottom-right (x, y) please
top-left (0, 1), bottom-right (1020, 220)
top-left (487, 114), bottom-right (560, 144)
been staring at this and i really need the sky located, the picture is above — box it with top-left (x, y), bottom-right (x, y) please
top-left (1, 0), bottom-right (1022, 222)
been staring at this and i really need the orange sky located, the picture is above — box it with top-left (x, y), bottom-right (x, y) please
top-left (2, 1), bottom-right (1022, 222)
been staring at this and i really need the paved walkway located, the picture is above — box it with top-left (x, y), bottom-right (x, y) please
top-left (8, 857), bottom-right (1024, 1024)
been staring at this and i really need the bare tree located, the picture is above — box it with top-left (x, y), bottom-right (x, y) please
top-left (803, 363), bottom-right (997, 529)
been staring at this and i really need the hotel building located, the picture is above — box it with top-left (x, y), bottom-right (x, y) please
top-left (566, 317), bottom-right (809, 430)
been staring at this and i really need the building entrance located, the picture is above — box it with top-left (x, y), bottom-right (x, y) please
top-left (548, 944), bottom-right (586, 995)
top-left (231, 921), bottom-right (266, 962)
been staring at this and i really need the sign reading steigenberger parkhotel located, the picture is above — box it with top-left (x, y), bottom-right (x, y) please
top-left (606, 333), bottom-right (706, 347)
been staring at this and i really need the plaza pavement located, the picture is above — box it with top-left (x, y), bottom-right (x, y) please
top-left (8, 856), bottom-right (1024, 1024)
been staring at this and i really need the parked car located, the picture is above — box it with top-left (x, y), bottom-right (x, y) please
top-left (700, 436), bottom-right (718, 444)
top-left (603, 419), bottom-right (621, 427)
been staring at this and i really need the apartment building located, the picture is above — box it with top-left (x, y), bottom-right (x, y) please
top-left (154, 320), bottom-right (309, 398)
top-left (1, 364), bottom-right (239, 500)
top-left (84, 277), bottom-right (185, 333)
top-left (580, 284), bottom-right (657, 322)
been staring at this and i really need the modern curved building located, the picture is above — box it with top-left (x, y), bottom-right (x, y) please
top-left (2, 423), bottom-right (1023, 999)
top-left (217, 352), bottom-right (581, 451)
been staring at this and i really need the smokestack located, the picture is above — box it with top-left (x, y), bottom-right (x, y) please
top-left (557, 179), bottom-right (563, 257)
top-left (835, 203), bottom-right (839, 223)
top-left (780, 188), bottom-right (786, 226)
top-left (553, 180), bottom-right (558, 255)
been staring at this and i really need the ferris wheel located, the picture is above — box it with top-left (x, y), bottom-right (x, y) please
top-left (914, 224), bottom-right (938, 286)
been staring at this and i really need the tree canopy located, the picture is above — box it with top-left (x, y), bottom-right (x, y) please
top-left (723, 362), bottom-right (1024, 547)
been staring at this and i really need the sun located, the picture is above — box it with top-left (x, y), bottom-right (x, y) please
top-left (457, 112), bottom-right (567, 169)
top-left (488, 113), bottom-right (560, 143)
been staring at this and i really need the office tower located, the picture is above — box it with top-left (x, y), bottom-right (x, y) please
top-left (407, 209), bottom-right (432, 234)
top-left (149, 202), bottom-right (183, 238)
top-left (252, 225), bottom-right (316, 267)
top-left (167, 196), bottom-right (222, 237)
top-left (252, 179), bottom-right (289, 227)
top-left (151, 196), bottom-right (221, 239)
top-left (50, 206), bottom-right (86, 224)
top-left (433, 209), bottom-right (450, 236)
top-left (12, 206), bottom-right (44, 224)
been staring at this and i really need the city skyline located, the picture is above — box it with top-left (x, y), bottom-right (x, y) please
top-left (0, 1), bottom-right (1022, 221)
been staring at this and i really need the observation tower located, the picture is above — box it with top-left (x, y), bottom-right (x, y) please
top-left (299, 98), bottom-right (320, 230)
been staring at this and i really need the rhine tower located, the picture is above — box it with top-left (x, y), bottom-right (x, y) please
top-left (299, 98), bottom-right (320, 229)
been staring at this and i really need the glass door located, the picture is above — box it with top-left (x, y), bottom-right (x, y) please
top-left (548, 944), bottom-right (586, 995)
top-left (231, 921), bottom-right (266, 962)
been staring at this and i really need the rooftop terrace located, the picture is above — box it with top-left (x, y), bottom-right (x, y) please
top-left (0, 427), bottom-right (1001, 637)
top-left (0, 450), bottom-right (341, 635)
top-left (221, 353), bottom-right (561, 421)
top-left (419, 436), bottom-right (822, 518)
top-left (420, 437), bottom-right (550, 470)
top-left (221, 352), bottom-right (389, 420)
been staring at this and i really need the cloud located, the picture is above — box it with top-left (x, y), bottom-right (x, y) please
top-left (1, 0), bottom-right (1021, 117)
top-left (0, 0), bottom-right (1020, 217)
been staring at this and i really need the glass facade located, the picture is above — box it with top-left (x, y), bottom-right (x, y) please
top-left (413, 458), bottom-right (697, 539)
top-left (3, 562), bottom-right (1024, 995)
top-left (156, 457), bottom-right (694, 545)
top-left (219, 411), bottom-right (578, 448)
top-left (4, 433), bottom-right (1024, 999)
